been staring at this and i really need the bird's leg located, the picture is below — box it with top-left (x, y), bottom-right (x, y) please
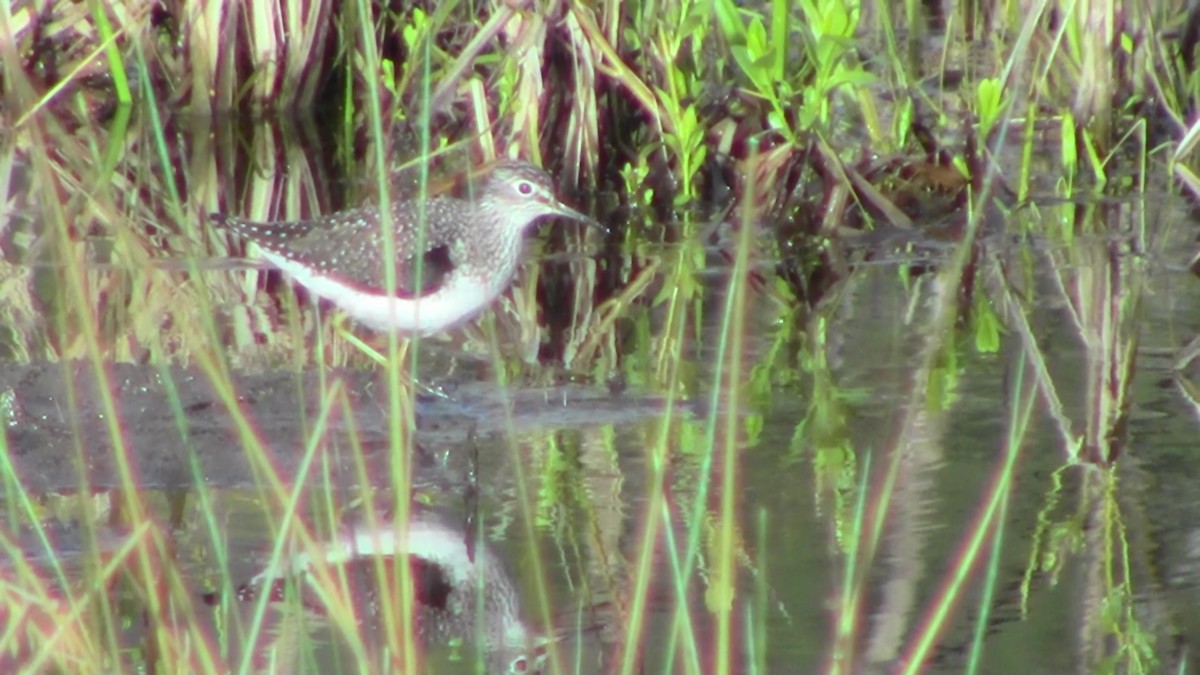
top-left (330, 313), bottom-right (389, 366)
top-left (329, 317), bottom-right (454, 402)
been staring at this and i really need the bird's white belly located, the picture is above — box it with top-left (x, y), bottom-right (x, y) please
top-left (263, 251), bottom-right (504, 335)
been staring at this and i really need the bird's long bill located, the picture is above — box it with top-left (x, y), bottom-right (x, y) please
top-left (549, 200), bottom-right (604, 230)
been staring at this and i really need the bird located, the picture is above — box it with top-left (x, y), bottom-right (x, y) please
top-left (237, 502), bottom-right (548, 674)
top-left (210, 159), bottom-right (597, 336)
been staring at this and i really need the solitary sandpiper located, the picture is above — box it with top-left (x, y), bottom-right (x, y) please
top-left (211, 159), bottom-right (595, 335)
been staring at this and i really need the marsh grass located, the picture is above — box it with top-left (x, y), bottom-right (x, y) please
top-left (1, 0), bottom-right (1197, 672)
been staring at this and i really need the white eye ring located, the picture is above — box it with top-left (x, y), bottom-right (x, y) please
top-left (517, 181), bottom-right (534, 195)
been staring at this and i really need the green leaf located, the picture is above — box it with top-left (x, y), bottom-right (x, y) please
top-left (1061, 113), bottom-right (1078, 174)
top-left (712, 0), bottom-right (747, 45)
top-left (746, 17), bottom-right (768, 55)
top-left (973, 298), bottom-right (1002, 354)
top-left (976, 77), bottom-right (1003, 136)
top-left (826, 67), bottom-right (877, 89)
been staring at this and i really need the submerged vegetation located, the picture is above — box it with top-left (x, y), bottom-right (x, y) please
top-left (2, 0), bottom-right (1200, 673)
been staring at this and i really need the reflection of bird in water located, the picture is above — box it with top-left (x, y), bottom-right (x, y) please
top-left (237, 502), bottom-right (547, 674)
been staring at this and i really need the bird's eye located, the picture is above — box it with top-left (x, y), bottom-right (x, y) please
top-left (510, 656), bottom-right (528, 672)
top-left (517, 181), bottom-right (534, 195)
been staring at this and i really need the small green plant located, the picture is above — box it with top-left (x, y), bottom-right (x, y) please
top-left (620, 159), bottom-right (654, 210)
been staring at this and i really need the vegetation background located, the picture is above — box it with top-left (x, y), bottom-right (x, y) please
top-left (2, 0), bottom-right (1200, 673)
